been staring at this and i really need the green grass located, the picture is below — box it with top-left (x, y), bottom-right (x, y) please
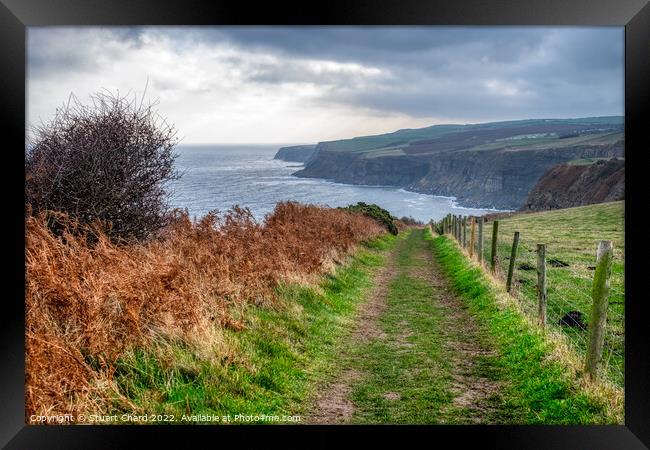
top-left (480, 201), bottom-right (624, 386)
top-left (348, 271), bottom-right (457, 423)
top-left (346, 229), bottom-right (463, 424)
top-left (108, 220), bottom-right (623, 425)
top-left (111, 234), bottom-right (397, 424)
top-left (430, 232), bottom-right (622, 424)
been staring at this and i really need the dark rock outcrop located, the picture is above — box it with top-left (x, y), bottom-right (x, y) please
top-left (520, 158), bottom-right (624, 211)
top-left (273, 145), bottom-right (317, 163)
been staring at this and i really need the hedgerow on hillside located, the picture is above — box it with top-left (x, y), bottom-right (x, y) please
top-left (340, 202), bottom-right (398, 235)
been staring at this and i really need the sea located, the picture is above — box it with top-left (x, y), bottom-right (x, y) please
top-left (167, 144), bottom-right (507, 223)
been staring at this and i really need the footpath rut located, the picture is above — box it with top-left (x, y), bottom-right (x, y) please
top-left (307, 234), bottom-right (400, 424)
top-left (307, 228), bottom-right (501, 424)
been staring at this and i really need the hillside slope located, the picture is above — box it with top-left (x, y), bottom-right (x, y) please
top-left (293, 117), bottom-right (624, 209)
top-left (520, 158), bottom-right (624, 211)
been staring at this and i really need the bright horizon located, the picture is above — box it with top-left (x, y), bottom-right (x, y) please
top-left (27, 26), bottom-right (624, 144)
top-left (172, 114), bottom-right (624, 146)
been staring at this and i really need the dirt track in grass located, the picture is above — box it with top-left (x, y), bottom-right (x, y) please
top-left (306, 234), bottom-right (400, 424)
top-left (307, 228), bottom-right (501, 424)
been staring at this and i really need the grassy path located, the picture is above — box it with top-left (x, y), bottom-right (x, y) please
top-left (307, 228), bottom-right (502, 424)
top-left (112, 227), bottom-right (619, 424)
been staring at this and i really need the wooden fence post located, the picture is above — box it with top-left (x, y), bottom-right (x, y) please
top-left (469, 217), bottom-right (476, 258)
top-left (537, 244), bottom-right (547, 327)
top-left (506, 231), bottom-right (520, 293)
top-left (490, 220), bottom-right (499, 273)
top-left (456, 215), bottom-right (461, 242)
top-left (478, 218), bottom-right (484, 264)
top-left (452, 215), bottom-right (456, 239)
top-left (585, 241), bottom-right (614, 379)
top-left (462, 217), bottom-right (467, 248)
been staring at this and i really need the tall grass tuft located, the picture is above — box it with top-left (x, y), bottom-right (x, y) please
top-left (25, 201), bottom-right (385, 420)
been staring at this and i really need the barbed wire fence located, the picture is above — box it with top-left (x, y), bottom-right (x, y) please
top-left (429, 213), bottom-right (624, 387)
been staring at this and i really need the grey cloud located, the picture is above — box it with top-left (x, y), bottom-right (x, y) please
top-left (200, 26), bottom-right (623, 119)
top-left (204, 27), bottom-right (548, 64)
top-left (28, 26), bottom-right (624, 127)
top-left (27, 27), bottom-right (146, 77)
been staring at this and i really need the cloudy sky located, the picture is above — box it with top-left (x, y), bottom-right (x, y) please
top-left (27, 26), bottom-right (624, 144)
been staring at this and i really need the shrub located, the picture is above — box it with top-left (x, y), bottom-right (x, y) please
top-left (398, 215), bottom-right (423, 226)
top-left (340, 202), bottom-right (398, 235)
top-left (25, 91), bottom-right (180, 242)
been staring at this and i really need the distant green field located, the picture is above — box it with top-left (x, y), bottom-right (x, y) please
top-left (567, 157), bottom-right (617, 166)
top-left (478, 131), bottom-right (623, 153)
top-left (321, 124), bottom-right (466, 152)
top-left (479, 201), bottom-right (624, 386)
top-left (316, 117), bottom-right (623, 155)
top-left (500, 131), bottom-right (623, 152)
top-left (360, 147), bottom-right (406, 158)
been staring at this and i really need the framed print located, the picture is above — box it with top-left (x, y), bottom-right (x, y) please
top-left (2, 0), bottom-right (649, 448)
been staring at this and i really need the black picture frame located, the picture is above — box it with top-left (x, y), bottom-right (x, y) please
top-left (2, 0), bottom-right (649, 448)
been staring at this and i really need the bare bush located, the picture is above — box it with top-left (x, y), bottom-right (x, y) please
top-left (25, 91), bottom-right (180, 242)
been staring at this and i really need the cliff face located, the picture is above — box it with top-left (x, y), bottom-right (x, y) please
top-left (295, 142), bottom-right (623, 209)
top-left (407, 143), bottom-right (623, 209)
top-left (291, 117), bottom-right (624, 209)
top-left (295, 145), bottom-right (429, 186)
top-left (520, 159), bottom-right (624, 211)
top-left (273, 145), bottom-right (317, 162)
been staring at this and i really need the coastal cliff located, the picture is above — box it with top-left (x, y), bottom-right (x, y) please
top-left (291, 117), bottom-right (624, 210)
top-left (273, 144), bottom-right (317, 162)
top-left (520, 158), bottom-right (624, 211)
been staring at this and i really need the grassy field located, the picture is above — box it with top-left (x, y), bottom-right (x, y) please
top-left (317, 117), bottom-right (622, 155)
top-left (111, 235), bottom-right (397, 424)
top-left (478, 201), bottom-right (624, 386)
top-left (430, 232), bottom-right (622, 424)
top-left (567, 156), bottom-right (619, 165)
